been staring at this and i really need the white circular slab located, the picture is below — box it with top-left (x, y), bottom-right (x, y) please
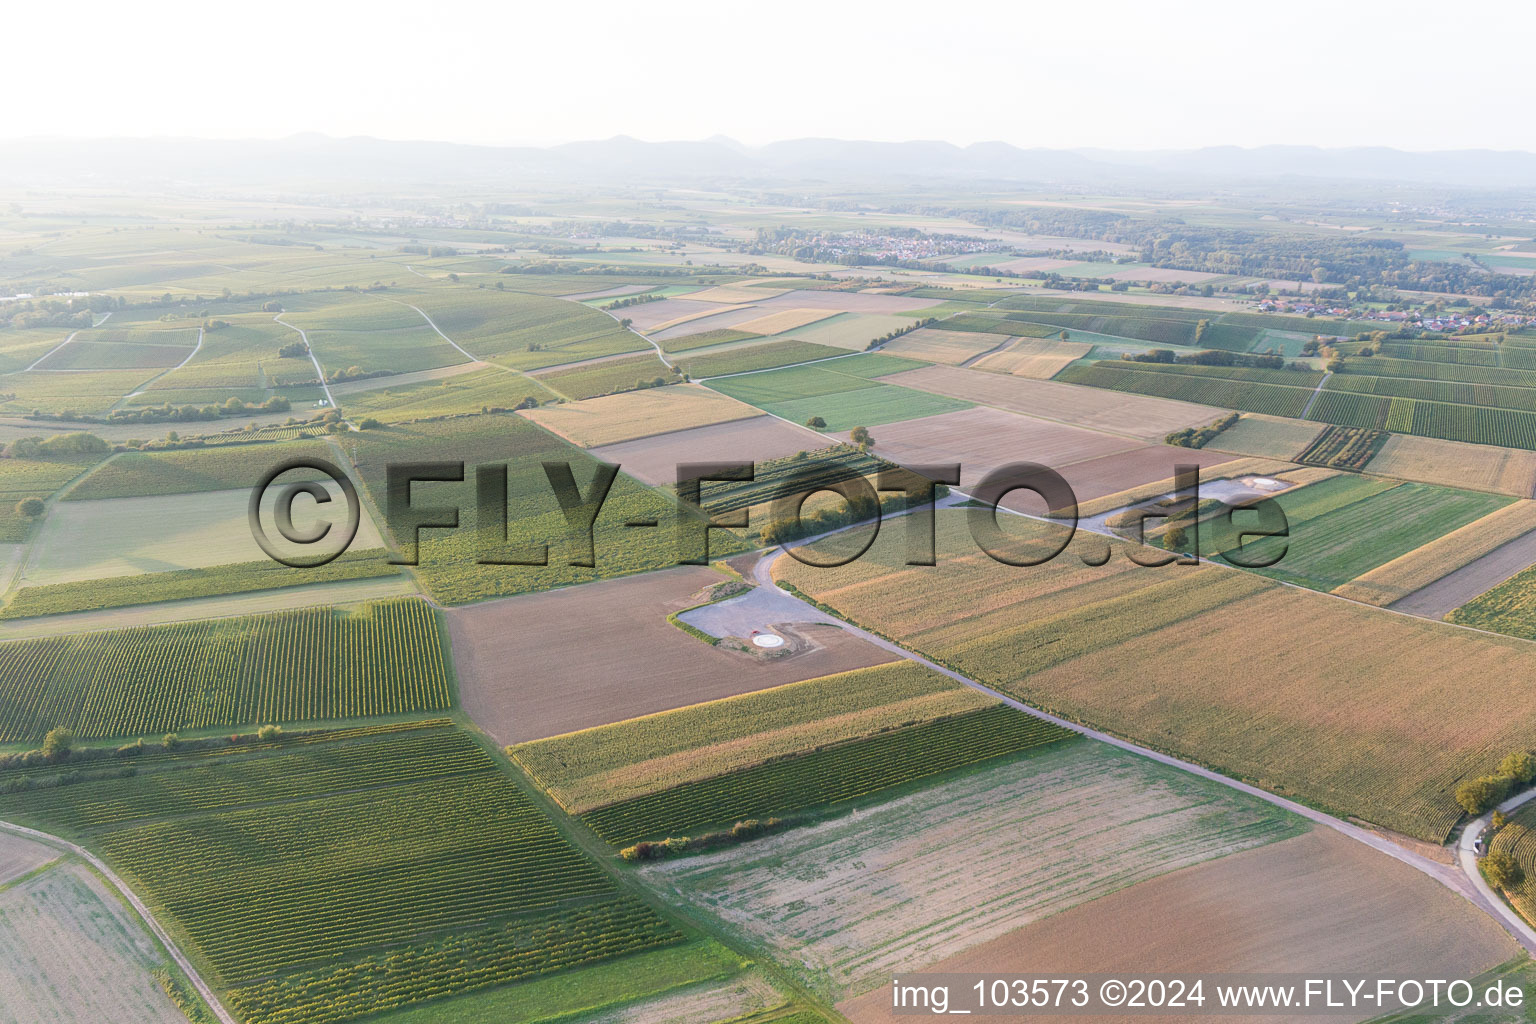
top-left (752, 633), bottom-right (786, 649)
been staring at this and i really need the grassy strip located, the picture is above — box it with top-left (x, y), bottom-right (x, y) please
top-left (0, 550), bottom-right (400, 620)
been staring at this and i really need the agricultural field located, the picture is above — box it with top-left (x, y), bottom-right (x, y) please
top-left (1365, 433), bottom-right (1536, 496)
top-left (64, 439), bottom-right (336, 500)
top-left (580, 704), bottom-right (1072, 845)
top-left (0, 722), bottom-right (726, 1024)
top-left (1055, 360), bottom-right (1318, 417)
top-left (705, 354), bottom-right (971, 431)
top-left (533, 353), bottom-right (677, 400)
top-left (673, 340), bottom-right (847, 379)
top-left (1208, 412), bottom-right (1325, 458)
top-left (970, 337), bottom-right (1091, 378)
top-left (763, 312), bottom-right (926, 351)
top-left (349, 413), bottom-right (733, 603)
top-left (0, 856), bottom-right (196, 1024)
top-left (1488, 802), bottom-right (1536, 926)
top-left (878, 327), bottom-right (1013, 365)
top-left (1308, 388), bottom-right (1536, 449)
top-left (512, 661), bottom-right (994, 813)
top-left (1296, 424), bottom-right (1390, 469)
top-left (877, 363), bottom-right (1220, 439)
top-left (1186, 473), bottom-right (1510, 593)
top-left (0, 549), bottom-right (402, 619)
top-left (447, 565), bottom-right (898, 743)
top-left (841, 828), bottom-right (1516, 1024)
top-left (635, 742), bottom-right (1302, 1002)
top-left (656, 327), bottom-right (761, 353)
top-left (520, 383), bottom-right (758, 447)
top-left (1332, 500), bottom-right (1536, 606)
top-left (403, 288), bottom-right (648, 369)
top-left (777, 512), bottom-right (1536, 841)
top-left (588, 414), bottom-right (824, 488)
top-left (338, 365), bottom-right (555, 422)
top-left (23, 481), bottom-right (388, 587)
top-left (0, 596), bottom-right (449, 742)
top-left (0, 444), bottom-right (113, 541)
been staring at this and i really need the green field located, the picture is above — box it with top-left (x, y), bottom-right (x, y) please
top-left (1307, 389), bottom-right (1536, 448)
top-left (1448, 564), bottom-right (1536, 639)
top-left (1055, 360), bottom-right (1316, 417)
top-left (675, 340), bottom-right (847, 378)
top-left (657, 327), bottom-right (762, 353)
top-left (0, 722), bottom-right (709, 1024)
top-left (339, 367), bottom-right (557, 422)
top-left (349, 413), bottom-right (743, 603)
top-left (65, 440), bottom-right (336, 500)
top-left (535, 353), bottom-right (676, 400)
top-left (704, 353), bottom-right (966, 430)
top-left (0, 597), bottom-right (449, 742)
top-left (1199, 475), bottom-right (1512, 591)
top-left (512, 661), bottom-right (992, 813)
top-left (402, 288), bottom-right (647, 369)
top-left (0, 447), bottom-right (111, 539)
top-left (0, 550), bottom-right (401, 619)
top-left (580, 705), bottom-right (1074, 845)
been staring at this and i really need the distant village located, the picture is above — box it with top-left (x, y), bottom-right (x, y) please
top-left (1256, 297), bottom-right (1532, 332)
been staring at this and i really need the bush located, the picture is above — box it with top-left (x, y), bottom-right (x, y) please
top-left (256, 724), bottom-right (282, 742)
top-left (1499, 750), bottom-right (1536, 785)
top-left (1483, 850), bottom-right (1525, 889)
top-left (1456, 775), bottom-right (1513, 815)
top-left (358, 418), bottom-right (383, 430)
top-left (162, 732), bottom-right (181, 752)
top-left (805, 416), bottom-right (827, 429)
top-left (14, 497), bottom-right (43, 518)
top-left (42, 727), bottom-right (72, 762)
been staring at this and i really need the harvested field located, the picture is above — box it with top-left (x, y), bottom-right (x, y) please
top-left (682, 284), bottom-right (792, 304)
top-left (589, 414), bottom-right (824, 487)
top-left (1068, 457), bottom-right (1308, 518)
top-left (650, 307), bottom-right (769, 342)
top-left (559, 284), bottom-right (654, 301)
top-left (1051, 445), bottom-right (1243, 505)
top-left (753, 289), bottom-right (934, 314)
top-left (972, 338), bottom-right (1091, 378)
top-left (880, 363), bottom-right (1221, 440)
top-left (779, 313), bottom-right (928, 351)
top-left (636, 742), bottom-right (1301, 1002)
top-left (447, 566), bottom-right (898, 744)
top-left (1333, 499), bottom-right (1536, 606)
top-left (634, 301), bottom-right (753, 333)
top-left (729, 308), bottom-right (839, 336)
top-left (1365, 434), bottom-right (1536, 497)
top-left (776, 512), bottom-right (1536, 841)
top-left (519, 384), bottom-right (760, 448)
top-left (840, 829), bottom-right (1516, 1024)
top-left (879, 328), bottom-right (1014, 366)
top-left (0, 832), bottom-right (56, 884)
top-left (1209, 413), bottom-right (1327, 460)
top-left (841, 406), bottom-right (1142, 497)
top-left (0, 860), bottom-right (190, 1024)
top-left (513, 662), bottom-right (995, 814)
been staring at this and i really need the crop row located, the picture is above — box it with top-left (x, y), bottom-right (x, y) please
top-left (1054, 362), bottom-right (1313, 417)
top-left (1307, 391), bottom-right (1536, 449)
top-left (0, 551), bottom-right (399, 620)
top-left (0, 597), bottom-right (450, 743)
top-left (1338, 356), bottom-right (1536, 387)
top-left (1380, 342), bottom-right (1499, 366)
top-left (227, 899), bottom-right (683, 1024)
top-left (1324, 373), bottom-right (1536, 412)
top-left (0, 723), bottom-right (676, 1024)
top-left (581, 705), bottom-right (1074, 845)
top-left (1295, 425), bottom-right (1388, 470)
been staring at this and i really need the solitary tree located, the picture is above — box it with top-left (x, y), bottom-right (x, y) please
top-left (1499, 750), bottom-right (1536, 784)
top-left (1482, 851), bottom-right (1525, 890)
top-left (1164, 525), bottom-right (1188, 551)
top-left (15, 497), bottom-right (43, 519)
top-left (42, 727), bottom-right (72, 762)
top-left (805, 416), bottom-right (827, 429)
top-left (850, 425), bottom-right (874, 448)
top-left (1457, 775), bottom-right (1513, 815)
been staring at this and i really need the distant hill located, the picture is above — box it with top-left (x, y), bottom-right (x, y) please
top-left (4, 133), bottom-right (1534, 189)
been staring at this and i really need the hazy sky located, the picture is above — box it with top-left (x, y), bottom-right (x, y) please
top-left (10, 0), bottom-right (1529, 151)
